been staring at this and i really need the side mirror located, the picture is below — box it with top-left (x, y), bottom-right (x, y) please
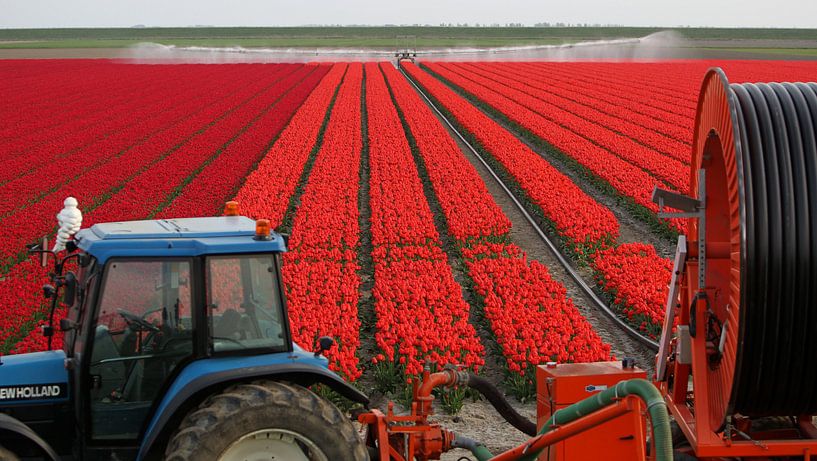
top-left (40, 237), bottom-right (49, 267)
top-left (63, 272), bottom-right (77, 306)
top-left (43, 284), bottom-right (56, 299)
top-left (60, 318), bottom-right (77, 332)
top-left (26, 236), bottom-right (50, 268)
top-left (314, 336), bottom-right (334, 358)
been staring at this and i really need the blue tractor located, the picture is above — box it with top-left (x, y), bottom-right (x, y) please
top-left (0, 203), bottom-right (369, 460)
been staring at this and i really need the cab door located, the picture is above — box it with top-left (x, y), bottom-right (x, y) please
top-left (84, 258), bottom-right (195, 443)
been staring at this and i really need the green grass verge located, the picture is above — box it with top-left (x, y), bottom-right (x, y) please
top-left (0, 37), bottom-right (569, 49)
top-left (2, 26), bottom-right (817, 49)
top-left (2, 26), bottom-right (817, 42)
top-left (707, 47), bottom-right (817, 57)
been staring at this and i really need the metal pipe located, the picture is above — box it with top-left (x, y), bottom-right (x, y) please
top-left (452, 435), bottom-right (494, 460)
top-left (415, 368), bottom-right (465, 417)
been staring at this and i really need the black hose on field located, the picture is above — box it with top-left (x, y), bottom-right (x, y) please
top-left (467, 374), bottom-right (537, 437)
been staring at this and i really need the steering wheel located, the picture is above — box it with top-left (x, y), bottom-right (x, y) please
top-left (117, 308), bottom-right (160, 332)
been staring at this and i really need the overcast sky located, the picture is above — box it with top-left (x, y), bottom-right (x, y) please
top-left (1, 0), bottom-right (816, 29)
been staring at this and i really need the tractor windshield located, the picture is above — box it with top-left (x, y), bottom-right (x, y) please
top-left (206, 254), bottom-right (286, 353)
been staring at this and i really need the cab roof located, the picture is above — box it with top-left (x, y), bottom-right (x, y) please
top-left (75, 216), bottom-right (287, 264)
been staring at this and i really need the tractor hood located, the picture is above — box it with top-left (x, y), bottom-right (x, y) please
top-left (0, 350), bottom-right (69, 405)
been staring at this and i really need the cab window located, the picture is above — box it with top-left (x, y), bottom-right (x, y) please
top-left (206, 254), bottom-right (286, 353)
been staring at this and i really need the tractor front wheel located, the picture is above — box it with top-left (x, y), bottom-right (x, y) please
top-left (164, 380), bottom-right (368, 461)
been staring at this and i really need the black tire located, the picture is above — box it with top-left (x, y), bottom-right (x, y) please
top-left (164, 380), bottom-right (368, 461)
top-left (670, 419), bottom-right (688, 448)
top-left (673, 450), bottom-right (698, 461)
top-left (669, 420), bottom-right (697, 460)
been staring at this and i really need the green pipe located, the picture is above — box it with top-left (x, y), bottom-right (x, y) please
top-left (471, 444), bottom-right (495, 460)
top-left (465, 378), bottom-right (671, 461)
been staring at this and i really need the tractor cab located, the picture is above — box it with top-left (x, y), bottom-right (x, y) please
top-left (0, 201), bottom-right (368, 461)
top-left (68, 216), bottom-right (291, 443)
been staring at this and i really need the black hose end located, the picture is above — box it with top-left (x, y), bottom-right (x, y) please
top-left (467, 373), bottom-right (537, 437)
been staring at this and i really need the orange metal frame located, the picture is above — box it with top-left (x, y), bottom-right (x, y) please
top-left (359, 369), bottom-right (654, 461)
top-left (658, 255), bottom-right (817, 460)
top-left (358, 369), bottom-right (459, 461)
top-left (654, 70), bottom-right (817, 460)
top-left (490, 395), bottom-right (644, 461)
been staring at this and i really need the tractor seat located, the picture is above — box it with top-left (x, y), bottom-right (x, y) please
top-left (214, 309), bottom-right (243, 340)
top-left (90, 325), bottom-right (125, 400)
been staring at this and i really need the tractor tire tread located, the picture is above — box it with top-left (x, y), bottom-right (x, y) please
top-left (163, 380), bottom-right (367, 461)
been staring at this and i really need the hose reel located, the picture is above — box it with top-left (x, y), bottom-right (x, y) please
top-left (657, 68), bottom-right (817, 432)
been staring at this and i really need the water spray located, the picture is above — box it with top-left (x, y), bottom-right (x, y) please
top-left (123, 31), bottom-right (689, 64)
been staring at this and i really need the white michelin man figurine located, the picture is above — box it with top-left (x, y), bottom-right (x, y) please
top-left (53, 197), bottom-right (83, 252)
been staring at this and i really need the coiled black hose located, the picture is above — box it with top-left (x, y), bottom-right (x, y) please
top-left (466, 374), bottom-right (537, 436)
top-left (727, 80), bottom-right (817, 416)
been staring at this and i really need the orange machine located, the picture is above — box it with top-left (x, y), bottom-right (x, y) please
top-left (536, 361), bottom-right (647, 461)
top-left (651, 69), bottom-right (817, 459)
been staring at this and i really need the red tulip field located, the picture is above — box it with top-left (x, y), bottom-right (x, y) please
top-left (3, 58), bottom-right (817, 398)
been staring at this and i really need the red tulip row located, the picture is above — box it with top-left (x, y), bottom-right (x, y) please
top-left (0, 65), bottom-right (287, 268)
top-left (431, 62), bottom-right (688, 193)
top-left (400, 62), bottom-right (619, 252)
top-left (0, 63), bottom-right (187, 145)
top-left (0, 66), bottom-right (261, 220)
top-left (544, 62), bottom-right (699, 114)
top-left (4, 63), bottom-right (312, 353)
top-left (158, 64), bottom-right (330, 219)
top-left (0, 60), bottom-right (153, 116)
top-left (366, 62), bottom-right (484, 376)
top-left (0, 65), bottom-right (254, 181)
top-left (512, 63), bottom-right (694, 139)
top-left (84, 66), bottom-right (312, 225)
top-left (471, 62), bottom-right (692, 159)
top-left (0, 59), bottom-right (88, 104)
top-left (282, 63), bottom-right (364, 380)
top-left (380, 64), bottom-right (511, 242)
top-left (465, 244), bottom-right (612, 372)
top-left (405, 62), bottom-right (672, 338)
top-left (420, 62), bottom-right (671, 217)
top-left (591, 244), bottom-right (672, 339)
top-left (0, 262), bottom-right (52, 353)
top-left (234, 63), bottom-right (348, 228)
top-left (382, 63), bottom-right (610, 380)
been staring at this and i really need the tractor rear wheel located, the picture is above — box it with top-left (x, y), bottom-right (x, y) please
top-left (164, 380), bottom-right (368, 461)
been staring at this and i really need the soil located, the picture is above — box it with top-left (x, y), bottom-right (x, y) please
top-left (434, 399), bottom-right (537, 460)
